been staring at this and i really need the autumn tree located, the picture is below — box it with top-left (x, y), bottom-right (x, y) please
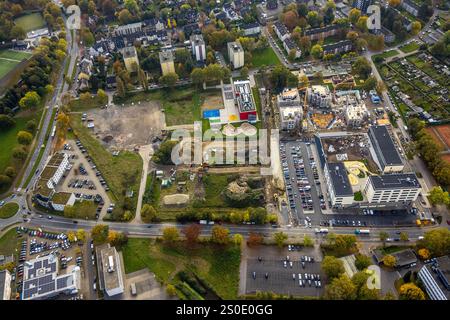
top-left (17, 131), bottom-right (33, 145)
top-left (382, 255), bottom-right (397, 268)
top-left (311, 44), bottom-right (323, 59)
top-left (356, 16), bottom-right (369, 32)
top-left (248, 232), bottom-right (264, 246)
top-left (399, 283), bottom-right (425, 300)
top-left (56, 112), bottom-right (70, 142)
top-left (322, 256), bottom-right (345, 279)
top-left (303, 235), bottom-right (314, 247)
top-left (159, 72), bottom-right (179, 87)
top-left (348, 8), bottom-right (361, 24)
top-left (76, 229), bottom-right (86, 243)
top-left (182, 224), bottom-right (201, 244)
top-left (67, 231), bottom-right (77, 242)
top-left (233, 234), bottom-right (243, 245)
top-left (91, 224), bottom-right (109, 244)
top-left (411, 21), bottom-right (421, 35)
top-left (162, 227), bottom-right (180, 243)
top-left (388, 0), bottom-right (401, 7)
top-left (282, 10), bottom-right (299, 31)
top-left (166, 284), bottom-right (177, 296)
top-left (428, 186), bottom-right (450, 206)
top-left (324, 274), bottom-right (357, 300)
top-left (419, 228), bottom-right (450, 256)
top-left (417, 248), bottom-right (430, 260)
top-left (210, 226), bottom-right (230, 244)
top-left (379, 231), bottom-right (389, 246)
top-left (355, 254), bottom-right (372, 270)
top-left (19, 91), bottom-right (40, 109)
top-left (400, 232), bottom-right (409, 241)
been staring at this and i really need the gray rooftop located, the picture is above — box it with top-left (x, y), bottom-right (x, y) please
top-left (0, 270), bottom-right (9, 300)
top-left (368, 125), bottom-right (403, 167)
top-left (327, 162), bottom-right (353, 196)
top-left (369, 173), bottom-right (420, 190)
top-left (422, 255), bottom-right (450, 299)
top-left (159, 50), bottom-right (174, 63)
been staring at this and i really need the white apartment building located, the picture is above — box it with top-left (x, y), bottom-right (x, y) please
top-left (277, 88), bottom-right (303, 131)
top-left (115, 22), bottom-right (143, 36)
top-left (190, 34), bottom-right (206, 62)
top-left (363, 174), bottom-right (421, 204)
top-left (44, 153), bottom-right (70, 190)
top-left (227, 41), bottom-right (244, 69)
top-left (98, 245), bottom-right (124, 297)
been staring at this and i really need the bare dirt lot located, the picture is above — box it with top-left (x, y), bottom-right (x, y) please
top-left (87, 102), bottom-right (164, 151)
top-left (201, 92), bottom-right (224, 111)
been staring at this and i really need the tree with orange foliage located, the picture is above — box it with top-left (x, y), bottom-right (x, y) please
top-left (247, 232), bottom-right (264, 246)
top-left (183, 224), bottom-right (201, 244)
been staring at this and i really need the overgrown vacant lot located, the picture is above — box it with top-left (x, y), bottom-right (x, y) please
top-left (0, 227), bottom-right (20, 256)
top-left (14, 13), bottom-right (46, 33)
top-left (70, 116), bottom-right (142, 220)
top-left (121, 238), bottom-right (241, 299)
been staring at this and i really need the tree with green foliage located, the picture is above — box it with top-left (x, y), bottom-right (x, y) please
top-left (351, 271), bottom-right (380, 300)
top-left (19, 91), bottom-right (40, 109)
top-left (12, 146), bottom-right (27, 161)
top-left (25, 119), bottom-right (37, 134)
top-left (348, 8), bottom-right (361, 24)
top-left (17, 131), bottom-right (33, 145)
top-left (311, 44), bottom-right (323, 59)
top-left (91, 224), bottom-right (109, 244)
top-left (162, 226), bottom-right (180, 243)
top-left (355, 254), bottom-right (372, 270)
top-left (324, 274), bottom-right (357, 300)
top-left (419, 228), bottom-right (450, 257)
top-left (141, 204), bottom-right (157, 223)
top-left (400, 232), bottom-right (409, 241)
top-left (428, 186), bottom-right (450, 206)
top-left (303, 235), bottom-right (314, 247)
top-left (0, 115), bottom-right (16, 130)
top-left (273, 232), bottom-right (288, 247)
top-left (352, 57), bottom-right (372, 79)
top-left (322, 256), bottom-right (345, 279)
top-left (159, 72), bottom-right (179, 87)
top-left (166, 284), bottom-right (177, 296)
top-left (4, 167), bottom-right (16, 179)
top-left (152, 140), bottom-right (178, 165)
top-left (233, 233), bottom-right (243, 245)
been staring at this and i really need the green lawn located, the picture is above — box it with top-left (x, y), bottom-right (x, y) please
top-left (71, 200), bottom-right (98, 220)
top-left (0, 227), bottom-right (20, 256)
top-left (70, 116), bottom-right (142, 220)
top-left (201, 173), bottom-right (230, 207)
top-left (0, 50), bottom-right (32, 80)
top-left (114, 87), bottom-right (208, 126)
top-left (121, 238), bottom-right (241, 299)
top-left (69, 96), bottom-right (108, 112)
top-left (399, 42), bottom-right (420, 54)
top-left (0, 203), bottom-right (19, 219)
top-left (251, 47), bottom-right (281, 67)
top-left (14, 13), bottom-right (46, 33)
top-left (371, 50), bottom-right (400, 62)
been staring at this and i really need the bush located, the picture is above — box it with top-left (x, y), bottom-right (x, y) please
top-left (354, 254), bottom-right (372, 270)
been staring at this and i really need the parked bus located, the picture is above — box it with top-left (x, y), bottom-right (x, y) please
top-left (51, 125), bottom-right (56, 138)
top-left (355, 229), bottom-right (370, 235)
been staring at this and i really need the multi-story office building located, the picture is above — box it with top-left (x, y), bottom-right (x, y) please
top-left (363, 173), bottom-right (421, 204)
top-left (368, 125), bottom-right (404, 173)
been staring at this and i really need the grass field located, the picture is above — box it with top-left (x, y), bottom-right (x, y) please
top-left (201, 173), bottom-right (230, 207)
top-left (69, 96), bottom-right (108, 112)
top-left (114, 87), bottom-right (206, 126)
top-left (121, 239), bottom-right (241, 299)
top-left (0, 203), bottom-right (19, 219)
top-left (70, 116), bottom-right (142, 220)
top-left (251, 47), bottom-right (281, 67)
top-left (399, 42), bottom-right (420, 54)
top-left (372, 50), bottom-right (400, 62)
top-left (14, 13), bottom-right (46, 33)
top-left (0, 49), bottom-right (32, 79)
top-left (0, 227), bottom-right (20, 256)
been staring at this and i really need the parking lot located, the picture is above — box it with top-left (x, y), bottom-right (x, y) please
top-left (280, 140), bottom-right (325, 226)
top-left (244, 245), bottom-right (325, 297)
top-left (13, 226), bottom-right (94, 299)
top-left (57, 140), bottom-right (112, 220)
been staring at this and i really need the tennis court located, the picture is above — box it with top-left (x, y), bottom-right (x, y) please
top-left (0, 49), bottom-right (32, 79)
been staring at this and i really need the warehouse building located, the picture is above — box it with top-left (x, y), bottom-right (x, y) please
top-left (368, 125), bottom-right (404, 173)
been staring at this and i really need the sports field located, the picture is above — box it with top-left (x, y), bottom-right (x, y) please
top-left (0, 50), bottom-right (32, 79)
top-left (14, 13), bottom-right (46, 33)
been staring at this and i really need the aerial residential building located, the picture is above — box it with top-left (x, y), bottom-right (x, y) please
top-left (234, 80), bottom-right (257, 121)
top-left (159, 50), bottom-right (176, 75)
top-left (304, 25), bottom-right (341, 41)
top-left (418, 256), bottom-right (450, 300)
top-left (322, 40), bottom-right (353, 55)
top-left (307, 85), bottom-right (332, 109)
top-left (335, 90), bottom-right (368, 127)
top-left (22, 255), bottom-right (81, 300)
top-left (97, 245), bottom-right (124, 297)
top-left (121, 46), bottom-right (140, 73)
top-left (190, 34), bottom-right (206, 62)
top-left (401, 0), bottom-right (420, 17)
top-left (33, 153), bottom-right (69, 201)
top-left (363, 173), bottom-right (421, 204)
top-left (352, 0), bottom-right (373, 13)
top-left (227, 41), bottom-right (245, 69)
top-left (283, 38), bottom-right (301, 58)
top-left (114, 22), bottom-right (143, 36)
top-left (277, 88), bottom-right (303, 131)
top-left (324, 162), bottom-right (354, 207)
top-left (240, 22), bottom-right (261, 36)
top-left (368, 125), bottom-right (404, 173)
top-left (0, 270), bottom-right (11, 300)
top-left (273, 21), bottom-right (290, 41)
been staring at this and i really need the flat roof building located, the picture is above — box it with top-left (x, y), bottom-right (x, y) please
top-left (307, 85), bottom-right (332, 109)
top-left (0, 270), bottom-right (11, 300)
top-left (121, 46), bottom-right (139, 73)
top-left (190, 34), bottom-right (206, 62)
top-left (234, 80), bottom-right (257, 121)
top-left (324, 162), bottom-right (354, 208)
top-left (418, 256), bottom-right (450, 300)
top-left (368, 125), bottom-right (404, 173)
top-left (159, 50), bottom-right (175, 76)
top-left (277, 88), bottom-right (303, 131)
top-left (22, 255), bottom-right (80, 300)
top-left (227, 41), bottom-right (245, 69)
top-left (364, 173), bottom-right (421, 204)
top-left (97, 245), bottom-right (124, 297)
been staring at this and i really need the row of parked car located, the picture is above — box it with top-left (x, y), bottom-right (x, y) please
top-left (294, 273), bottom-right (322, 288)
top-left (75, 140), bottom-right (110, 192)
top-left (69, 178), bottom-right (96, 190)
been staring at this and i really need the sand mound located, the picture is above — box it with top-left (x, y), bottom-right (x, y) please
top-left (240, 122), bottom-right (257, 136)
top-left (162, 194), bottom-right (189, 206)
